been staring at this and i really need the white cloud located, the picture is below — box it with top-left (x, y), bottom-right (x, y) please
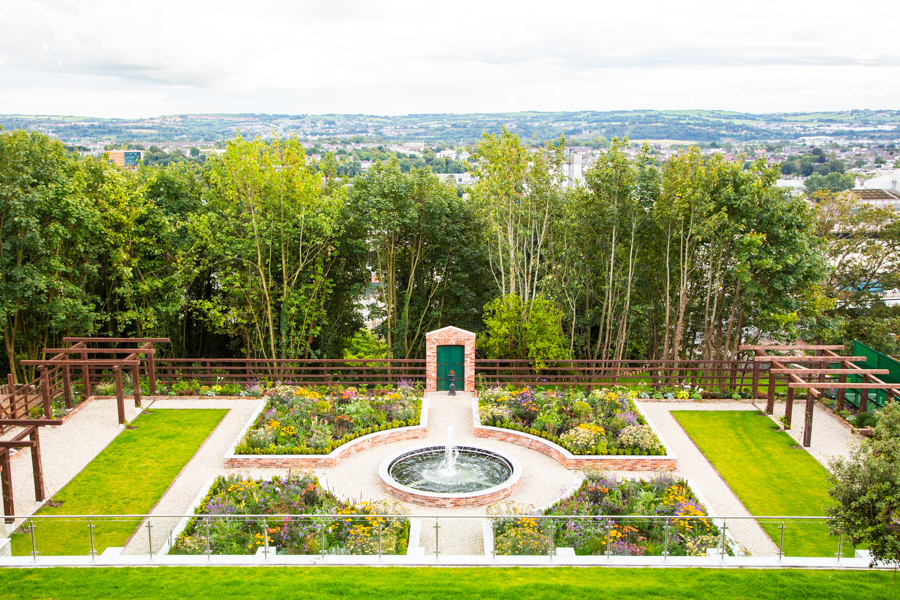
top-left (0, 0), bottom-right (897, 116)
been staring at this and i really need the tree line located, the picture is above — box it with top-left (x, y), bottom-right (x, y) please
top-left (1, 127), bottom-right (896, 383)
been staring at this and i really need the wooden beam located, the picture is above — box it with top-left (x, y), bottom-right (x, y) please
top-left (788, 382), bottom-right (900, 389)
top-left (752, 355), bottom-right (867, 363)
top-left (803, 390), bottom-right (815, 447)
top-left (40, 348), bottom-right (156, 355)
top-left (114, 366), bottom-right (125, 426)
top-left (0, 419), bottom-right (63, 426)
top-left (61, 337), bottom-right (170, 343)
top-left (770, 368), bottom-right (889, 375)
top-left (740, 345), bottom-right (846, 351)
top-left (20, 359), bottom-right (141, 366)
top-left (0, 440), bottom-right (35, 448)
top-left (30, 429), bottom-right (44, 502)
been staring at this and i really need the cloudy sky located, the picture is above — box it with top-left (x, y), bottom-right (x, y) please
top-left (0, 0), bottom-right (897, 118)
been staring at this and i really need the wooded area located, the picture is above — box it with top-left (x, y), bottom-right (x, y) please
top-left (2, 127), bottom-right (897, 383)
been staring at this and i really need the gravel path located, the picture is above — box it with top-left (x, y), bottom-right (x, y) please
top-left (1, 398), bottom-right (142, 532)
top-left (639, 400), bottom-right (781, 557)
top-left (767, 400), bottom-right (862, 468)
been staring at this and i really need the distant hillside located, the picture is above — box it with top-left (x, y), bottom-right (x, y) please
top-left (3, 110), bottom-right (900, 146)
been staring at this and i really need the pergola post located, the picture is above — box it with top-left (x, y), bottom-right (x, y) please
top-left (1, 449), bottom-right (13, 524)
top-left (62, 364), bottom-right (73, 409)
top-left (39, 366), bottom-right (52, 419)
top-left (766, 362), bottom-right (777, 415)
top-left (147, 345), bottom-right (157, 395)
top-left (29, 429), bottom-right (45, 502)
top-left (81, 348), bottom-right (91, 398)
top-left (785, 386), bottom-right (794, 429)
top-left (751, 360), bottom-right (760, 399)
top-left (132, 364), bottom-right (142, 408)
top-left (6, 374), bottom-right (16, 419)
top-left (803, 389), bottom-right (815, 447)
top-left (837, 373), bottom-right (846, 411)
top-left (114, 366), bottom-right (126, 426)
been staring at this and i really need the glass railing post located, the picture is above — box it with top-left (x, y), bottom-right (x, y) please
top-left (88, 519), bottom-right (97, 561)
top-left (663, 518), bottom-right (670, 562)
top-left (434, 517), bottom-right (440, 562)
top-left (491, 521), bottom-right (496, 561)
top-left (262, 519), bottom-right (269, 560)
top-left (547, 518), bottom-right (554, 562)
top-left (605, 519), bottom-right (611, 562)
top-left (146, 518), bottom-right (153, 561)
top-left (378, 523), bottom-right (383, 562)
top-left (719, 519), bottom-right (727, 562)
top-left (778, 521), bottom-right (785, 562)
top-left (320, 519), bottom-right (326, 559)
top-left (836, 529), bottom-right (843, 564)
top-left (28, 518), bottom-right (38, 562)
top-left (204, 517), bottom-right (211, 560)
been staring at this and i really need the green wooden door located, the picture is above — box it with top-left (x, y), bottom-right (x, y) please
top-left (436, 345), bottom-right (465, 391)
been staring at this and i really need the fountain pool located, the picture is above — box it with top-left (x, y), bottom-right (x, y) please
top-left (379, 427), bottom-right (522, 507)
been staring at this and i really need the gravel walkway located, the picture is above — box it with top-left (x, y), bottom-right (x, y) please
top-left (1, 398), bottom-right (142, 532)
top-left (639, 400), bottom-right (781, 557)
top-left (767, 400), bottom-right (862, 468)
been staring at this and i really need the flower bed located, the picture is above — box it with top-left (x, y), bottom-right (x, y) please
top-left (490, 472), bottom-right (723, 557)
top-left (170, 472), bottom-right (410, 556)
top-left (234, 381), bottom-right (422, 455)
top-left (478, 386), bottom-right (664, 455)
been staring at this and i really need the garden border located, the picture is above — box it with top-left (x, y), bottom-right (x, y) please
top-left (223, 398), bottom-right (430, 469)
top-left (471, 399), bottom-right (677, 471)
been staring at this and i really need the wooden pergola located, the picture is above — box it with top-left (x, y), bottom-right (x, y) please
top-left (2, 337), bottom-right (169, 524)
top-left (0, 376), bottom-right (63, 523)
top-left (20, 337), bottom-right (169, 427)
top-left (743, 344), bottom-right (898, 447)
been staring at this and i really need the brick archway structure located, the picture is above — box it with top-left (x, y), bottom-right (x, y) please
top-left (425, 327), bottom-right (476, 392)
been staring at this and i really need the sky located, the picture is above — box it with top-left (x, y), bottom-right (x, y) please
top-left (0, 0), bottom-right (898, 118)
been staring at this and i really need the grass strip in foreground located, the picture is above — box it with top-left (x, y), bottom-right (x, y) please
top-left (673, 410), bottom-right (847, 557)
top-left (0, 567), bottom-right (894, 600)
top-left (11, 408), bottom-right (227, 556)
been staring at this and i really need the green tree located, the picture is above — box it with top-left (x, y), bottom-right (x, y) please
top-left (191, 135), bottom-right (348, 362)
top-left (0, 130), bottom-right (100, 381)
top-left (479, 294), bottom-right (568, 369)
top-left (827, 401), bottom-right (900, 572)
top-left (805, 172), bottom-right (855, 194)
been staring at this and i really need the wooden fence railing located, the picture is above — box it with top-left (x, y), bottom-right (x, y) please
top-left (153, 358), bottom-right (427, 388)
top-left (0, 366), bottom-right (68, 433)
top-left (474, 359), bottom-right (760, 393)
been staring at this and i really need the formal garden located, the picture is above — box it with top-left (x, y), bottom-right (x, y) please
top-left (171, 473), bottom-right (410, 556)
top-left (490, 472), bottom-right (721, 557)
top-left (233, 381), bottom-right (423, 455)
top-left (478, 386), bottom-right (664, 455)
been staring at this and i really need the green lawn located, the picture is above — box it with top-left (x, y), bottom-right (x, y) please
top-left (673, 411), bottom-right (847, 557)
top-left (0, 567), bottom-right (894, 600)
top-left (10, 409), bottom-right (226, 557)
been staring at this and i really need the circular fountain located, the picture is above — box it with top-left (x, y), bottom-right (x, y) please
top-left (379, 426), bottom-right (522, 507)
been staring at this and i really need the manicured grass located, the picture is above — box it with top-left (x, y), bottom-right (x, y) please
top-left (673, 411), bottom-right (846, 557)
top-left (10, 409), bottom-right (226, 557)
top-left (0, 567), bottom-right (894, 600)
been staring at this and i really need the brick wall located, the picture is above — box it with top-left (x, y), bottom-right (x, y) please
top-left (224, 426), bottom-right (427, 469)
top-left (425, 327), bottom-right (476, 392)
top-left (380, 476), bottom-right (521, 508)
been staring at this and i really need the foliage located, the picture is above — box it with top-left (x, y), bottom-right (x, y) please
top-left (490, 472), bottom-right (721, 557)
top-left (479, 294), bottom-right (569, 368)
top-left (477, 386), bottom-right (662, 455)
top-left (236, 381), bottom-right (422, 454)
top-left (827, 402), bottom-right (900, 569)
top-left (171, 472), bottom-right (409, 556)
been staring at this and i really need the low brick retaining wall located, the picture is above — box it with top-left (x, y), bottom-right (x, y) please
top-left (224, 398), bottom-right (430, 469)
top-left (471, 400), bottom-right (677, 471)
top-left (380, 475), bottom-right (521, 508)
